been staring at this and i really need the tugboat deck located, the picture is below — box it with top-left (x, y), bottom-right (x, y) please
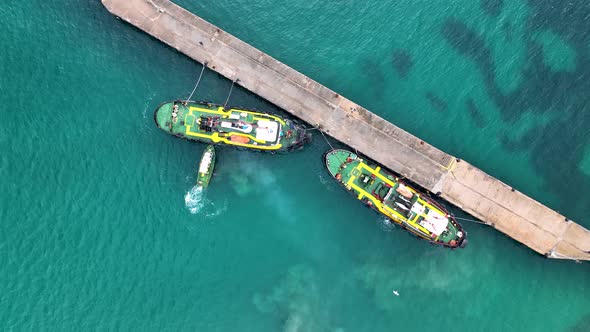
top-left (157, 102), bottom-right (287, 150)
top-left (155, 101), bottom-right (308, 151)
top-left (326, 149), bottom-right (464, 247)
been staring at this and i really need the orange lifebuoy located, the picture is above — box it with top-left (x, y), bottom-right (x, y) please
top-left (230, 135), bottom-right (250, 143)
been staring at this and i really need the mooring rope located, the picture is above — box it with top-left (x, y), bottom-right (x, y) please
top-left (185, 62), bottom-right (207, 103)
top-left (453, 216), bottom-right (490, 226)
top-left (318, 127), bottom-right (335, 151)
top-left (223, 78), bottom-right (239, 109)
top-left (317, 126), bottom-right (349, 167)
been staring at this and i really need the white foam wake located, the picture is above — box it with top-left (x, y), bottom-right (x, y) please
top-left (184, 185), bottom-right (228, 217)
top-left (142, 92), bottom-right (155, 120)
top-left (184, 185), bottom-right (205, 214)
top-left (379, 217), bottom-right (395, 232)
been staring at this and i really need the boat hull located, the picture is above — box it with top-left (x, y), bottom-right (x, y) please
top-left (324, 149), bottom-right (467, 248)
top-left (197, 145), bottom-right (215, 187)
top-left (154, 100), bottom-right (310, 152)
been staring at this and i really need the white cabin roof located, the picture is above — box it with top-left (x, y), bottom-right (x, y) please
top-left (255, 120), bottom-right (279, 142)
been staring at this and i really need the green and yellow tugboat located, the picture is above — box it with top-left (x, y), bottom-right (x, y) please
top-left (197, 145), bottom-right (215, 187)
top-left (154, 100), bottom-right (311, 152)
top-left (324, 149), bottom-right (467, 248)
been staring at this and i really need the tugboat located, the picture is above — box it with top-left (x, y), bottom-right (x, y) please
top-left (197, 145), bottom-right (215, 187)
top-left (324, 149), bottom-right (467, 248)
top-left (154, 100), bottom-right (311, 152)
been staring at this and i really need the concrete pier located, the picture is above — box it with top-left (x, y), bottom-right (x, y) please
top-left (101, 0), bottom-right (590, 261)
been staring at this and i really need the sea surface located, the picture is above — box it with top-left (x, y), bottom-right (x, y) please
top-left (1, 0), bottom-right (589, 331)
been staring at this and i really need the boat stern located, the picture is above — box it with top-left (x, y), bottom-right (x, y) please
top-left (276, 119), bottom-right (310, 151)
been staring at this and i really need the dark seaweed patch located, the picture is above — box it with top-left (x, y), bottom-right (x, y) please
top-left (391, 49), bottom-right (413, 79)
top-left (498, 135), bottom-right (523, 153)
top-left (425, 91), bottom-right (448, 112)
top-left (440, 14), bottom-right (590, 221)
top-left (480, 0), bottom-right (504, 17)
top-left (466, 98), bottom-right (486, 128)
top-left (440, 19), bottom-right (490, 60)
top-left (440, 19), bottom-right (496, 90)
top-left (440, 19), bottom-right (504, 114)
top-left (499, 123), bottom-right (546, 153)
top-left (440, 18), bottom-right (580, 122)
top-left (526, 0), bottom-right (590, 50)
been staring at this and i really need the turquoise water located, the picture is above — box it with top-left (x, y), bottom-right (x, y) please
top-left (1, 0), bottom-right (589, 331)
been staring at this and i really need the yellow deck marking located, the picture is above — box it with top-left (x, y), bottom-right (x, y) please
top-left (184, 114), bottom-right (196, 126)
top-left (346, 171), bottom-right (405, 222)
top-left (347, 161), bottom-right (432, 234)
top-left (184, 106), bottom-right (282, 150)
top-left (355, 163), bottom-right (395, 186)
top-left (416, 197), bottom-right (445, 215)
top-left (358, 161), bottom-right (445, 218)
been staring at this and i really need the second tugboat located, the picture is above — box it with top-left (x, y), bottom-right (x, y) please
top-left (324, 149), bottom-right (467, 248)
top-left (197, 145), bottom-right (215, 187)
top-left (155, 100), bottom-right (310, 152)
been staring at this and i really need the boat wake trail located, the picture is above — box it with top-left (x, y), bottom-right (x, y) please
top-left (142, 92), bottom-right (155, 120)
top-left (184, 185), bottom-right (228, 217)
top-left (185, 185), bottom-right (205, 214)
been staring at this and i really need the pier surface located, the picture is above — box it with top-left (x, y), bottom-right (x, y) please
top-left (101, 0), bottom-right (590, 261)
